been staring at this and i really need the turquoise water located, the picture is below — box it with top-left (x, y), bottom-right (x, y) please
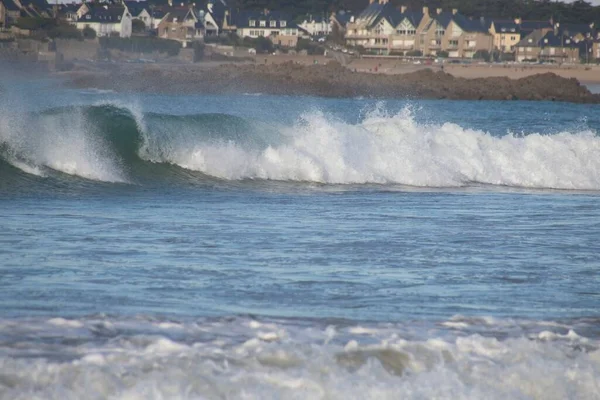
top-left (1, 80), bottom-right (600, 399)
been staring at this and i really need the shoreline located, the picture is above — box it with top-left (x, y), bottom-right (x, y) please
top-left (59, 60), bottom-right (600, 103)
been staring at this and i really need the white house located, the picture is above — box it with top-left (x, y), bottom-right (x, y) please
top-left (124, 1), bottom-right (152, 30)
top-left (298, 15), bottom-right (331, 37)
top-left (76, 5), bottom-right (132, 38)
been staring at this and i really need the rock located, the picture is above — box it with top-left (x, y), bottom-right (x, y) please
top-left (62, 62), bottom-right (600, 104)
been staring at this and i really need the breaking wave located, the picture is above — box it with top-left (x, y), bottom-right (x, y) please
top-left (1, 103), bottom-right (600, 190)
top-left (0, 315), bottom-right (599, 399)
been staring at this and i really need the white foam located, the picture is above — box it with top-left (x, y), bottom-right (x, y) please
top-left (0, 316), bottom-right (599, 400)
top-left (148, 107), bottom-right (600, 189)
top-left (47, 318), bottom-right (84, 328)
top-left (0, 103), bottom-right (126, 182)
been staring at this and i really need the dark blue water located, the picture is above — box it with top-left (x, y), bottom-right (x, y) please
top-left (1, 82), bottom-right (599, 399)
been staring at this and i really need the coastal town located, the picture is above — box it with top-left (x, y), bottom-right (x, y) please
top-left (0, 0), bottom-right (599, 68)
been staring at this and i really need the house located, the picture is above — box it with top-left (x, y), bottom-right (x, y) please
top-left (76, 5), bottom-right (132, 38)
top-left (344, 0), bottom-right (404, 55)
top-left (157, 7), bottom-right (203, 45)
top-left (202, 0), bottom-right (227, 37)
top-left (345, 2), bottom-right (492, 58)
top-left (124, 1), bottom-right (152, 30)
top-left (489, 20), bottom-right (520, 53)
top-left (515, 29), bottom-right (580, 63)
top-left (443, 13), bottom-right (492, 58)
top-left (389, 7), bottom-right (423, 54)
top-left (298, 15), bottom-right (330, 37)
top-left (229, 10), bottom-right (299, 47)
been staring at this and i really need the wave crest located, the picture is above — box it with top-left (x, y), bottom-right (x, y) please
top-left (1, 103), bottom-right (599, 190)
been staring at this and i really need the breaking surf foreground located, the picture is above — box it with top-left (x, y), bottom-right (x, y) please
top-left (1, 81), bottom-right (600, 399)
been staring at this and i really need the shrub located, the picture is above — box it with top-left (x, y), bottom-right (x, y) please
top-left (406, 50), bottom-right (423, 57)
top-left (132, 19), bottom-right (146, 34)
top-left (47, 24), bottom-right (82, 40)
top-left (15, 17), bottom-right (55, 31)
top-left (437, 50), bottom-right (449, 58)
top-left (473, 50), bottom-right (490, 61)
top-left (82, 26), bottom-right (96, 39)
top-left (296, 38), bottom-right (324, 55)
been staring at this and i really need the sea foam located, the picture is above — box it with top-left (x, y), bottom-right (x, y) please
top-left (149, 106), bottom-right (600, 189)
top-left (0, 315), bottom-right (598, 400)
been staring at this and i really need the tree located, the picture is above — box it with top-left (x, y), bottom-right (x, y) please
top-left (132, 19), bottom-right (146, 34)
top-left (82, 26), bottom-right (96, 39)
top-left (254, 36), bottom-right (274, 54)
top-left (16, 17), bottom-right (56, 31)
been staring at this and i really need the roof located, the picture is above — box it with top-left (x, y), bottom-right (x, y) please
top-left (519, 20), bottom-right (552, 34)
top-left (332, 11), bottom-right (353, 26)
top-left (516, 29), bottom-right (578, 48)
top-left (79, 6), bottom-right (128, 23)
top-left (205, 0), bottom-right (227, 26)
top-left (124, 1), bottom-right (149, 17)
top-left (401, 11), bottom-right (423, 28)
top-left (234, 11), bottom-right (296, 29)
top-left (557, 23), bottom-right (594, 36)
top-left (2, 0), bottom-right (21, 11)
top-left (492, 20), bottom-right (518, 33)
top-left (355, 2), bottom-right (403, 28)
top-left (164, 7), bottom-right (197, 23)
top-left (452, 14), bottom-right (489, 33)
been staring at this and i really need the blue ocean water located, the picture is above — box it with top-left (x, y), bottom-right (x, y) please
top-left (1, 79), bottom-right (600, 399)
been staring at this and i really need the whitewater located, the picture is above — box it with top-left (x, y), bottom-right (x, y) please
top-left (1, 81), bottom-right (600, 399)
top-left (1, 99), bottom-right (600, 189)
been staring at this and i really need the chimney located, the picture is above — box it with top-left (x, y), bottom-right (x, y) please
top-left (422, 6), bottom-right (428, 15)
top-left (370, 0), bottom-right (376, 4)
top-left (400, 5), bottom-right (407, 13)
top-left (452, 8), bottom-right (458, 15)
top-left (436, 8), bottom-right (442, 15)
top-left (514, 17), bottom-right (521, 25)
top-left (379, 0), bottom-right (389, 4)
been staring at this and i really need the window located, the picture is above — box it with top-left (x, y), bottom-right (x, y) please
top-left (280, 21), bottom-right (286, 27)
top-left (397, 29), bottom-right (406, 35)
top-left (270, 20), bottom-right (276, 27)
top-left (249, 20), bottom-right (255, 27)
top-left (510, 36), bottom-right (516, 40)
top-left (449, 39), bottom-right (458, 46)
top-left (260, 20), bottom-right (265, 27)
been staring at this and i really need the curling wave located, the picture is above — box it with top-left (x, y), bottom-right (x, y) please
top-left (1, 103), bottom-right (599, 190)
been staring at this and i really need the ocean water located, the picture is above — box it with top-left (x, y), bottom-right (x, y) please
top-left (1, 78), bottom-right (600, 399)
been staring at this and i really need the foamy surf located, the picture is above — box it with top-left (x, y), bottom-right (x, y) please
top-left (0, 315), bottom-right (598, 400)
top-left (141, 106), bottom-right (600, 189)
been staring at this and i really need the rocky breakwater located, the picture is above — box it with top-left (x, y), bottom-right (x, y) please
top-left (65, 61), bottom-right (600, 103)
